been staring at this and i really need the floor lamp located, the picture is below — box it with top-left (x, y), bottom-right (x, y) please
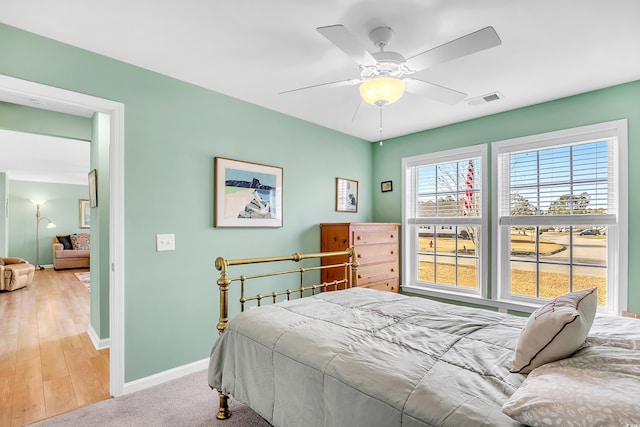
top-left (32, 200), bottom-right (56, 270)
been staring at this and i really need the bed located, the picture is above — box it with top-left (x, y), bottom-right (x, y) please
top-left (208, 249), bottom-right (640, 427)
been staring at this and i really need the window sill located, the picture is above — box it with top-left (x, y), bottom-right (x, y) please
top-left (401, 284), bottom-right (617, 316)
top-left (402, 284), bottom-right (539, 315)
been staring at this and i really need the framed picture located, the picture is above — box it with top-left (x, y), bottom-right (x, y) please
top-left (381, 180), bottom-right (393, 192)
top-left (88, 169), bottom-right (98, 207)
top-left (214, 157), bottom-right (283, 227)
top-left (79, 199), bottom-right (90, 228)
top-left (336, 177), bottom-right (358, 212)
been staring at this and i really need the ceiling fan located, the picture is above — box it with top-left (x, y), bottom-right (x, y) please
top-left (281, 24), bottom-right (501, 107)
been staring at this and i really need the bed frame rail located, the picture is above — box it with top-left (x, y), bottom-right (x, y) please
top-left (213, 248), bottom-right (358, 420)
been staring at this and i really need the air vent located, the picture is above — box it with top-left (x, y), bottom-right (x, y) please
top-left (467, 92), bottom-right (504, 106)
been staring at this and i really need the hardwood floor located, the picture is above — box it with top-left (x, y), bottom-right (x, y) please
top-left (0, 268), bottom-right (110, 427)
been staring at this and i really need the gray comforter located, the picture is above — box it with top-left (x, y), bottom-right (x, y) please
top-left (209, 287), bottom-right (528, 426)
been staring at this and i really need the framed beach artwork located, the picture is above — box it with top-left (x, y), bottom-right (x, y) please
top-left (336, 177), bottom-right (358, 212)
top-left (214, 157), bottom-right (283, 227)
top-left (79, 199), bottom-right (90, 228)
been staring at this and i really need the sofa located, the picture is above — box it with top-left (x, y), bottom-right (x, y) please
top-left (53, 233), bottom-right (90, 270)
top-left (0, 257), bottom-right (35, 291)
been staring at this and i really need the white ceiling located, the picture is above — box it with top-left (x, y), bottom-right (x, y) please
top-left (1, 1), bottom-right (639, 182)
top-left (0, 129), bottom-right (90, 185)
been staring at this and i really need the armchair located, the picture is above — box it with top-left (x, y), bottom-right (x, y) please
top-left (0, 257), bottom-right (35, 291)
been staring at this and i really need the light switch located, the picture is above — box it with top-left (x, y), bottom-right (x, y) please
top-left (156, 234), bottom-right (175, 251)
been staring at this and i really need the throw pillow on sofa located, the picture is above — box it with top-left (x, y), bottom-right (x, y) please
top-left (70, 233), bottom-right (90, 250)
top-left (57, 235), bottom-right (73, 250)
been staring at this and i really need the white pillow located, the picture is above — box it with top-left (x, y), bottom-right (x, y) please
top-left (510, 288), bottom-right (597, 374)
top-left (503, 356), bottom-right (640, 426)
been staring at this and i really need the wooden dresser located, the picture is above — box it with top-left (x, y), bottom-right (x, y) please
top-left (320, 222), bottom-right (399, 293)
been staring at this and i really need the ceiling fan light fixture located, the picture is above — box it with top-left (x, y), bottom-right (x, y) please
top-left (359, 77), bottom-right (405, 106)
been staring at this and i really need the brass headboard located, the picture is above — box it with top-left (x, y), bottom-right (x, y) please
top-left (214, 248), bottom-right (359, 334)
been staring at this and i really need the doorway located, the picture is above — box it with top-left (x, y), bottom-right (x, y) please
top-left (0, 74), bottom-right (125, 397)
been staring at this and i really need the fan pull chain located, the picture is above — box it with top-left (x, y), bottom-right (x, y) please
top-left (379, 106), bottom-right (384, 146)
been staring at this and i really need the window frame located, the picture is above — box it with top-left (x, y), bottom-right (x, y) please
top-left (402, 144), bottom-right (489, 301)
top-left (492, 119), bottom-right (628, 314)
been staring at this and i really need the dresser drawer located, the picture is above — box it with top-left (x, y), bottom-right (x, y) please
top-left (361, 279), bottom-right (399, 293)
top-left (356, 262), bottom-right (398, 287)
top-left (354, 243), bottom-right (397, 265)
top-left (352, 228), bottom-right (398, 246)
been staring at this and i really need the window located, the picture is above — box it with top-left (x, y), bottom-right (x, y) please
top-left (493, 120), bottom-right (628, 313)
top-left (403, 145), bottom-right (487, 299)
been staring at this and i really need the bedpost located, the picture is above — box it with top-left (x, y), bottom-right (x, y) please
top-left (215, 257), bottom-right (231, 334)
top-left (215, 257), bottom-right (232, 420)
top-left (348, 247), bottom-right (359, 287)
top-left (217, 391), bottom-right (231, 420)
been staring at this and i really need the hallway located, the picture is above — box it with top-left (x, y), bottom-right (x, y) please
top-left (0, 268), bottom-right (110, 426)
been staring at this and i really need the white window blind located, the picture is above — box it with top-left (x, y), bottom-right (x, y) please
top-left (498, 138), bottom-right (617, 225)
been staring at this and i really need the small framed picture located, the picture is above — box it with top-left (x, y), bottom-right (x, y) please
top-left (88, 169), bottom-right (98, 207)
top-left (79, 199), bottom-right (90, 228)
top-left (381, 181), bottom-right (393, 192)
top-left (336, 177), bottom-right (358, 212)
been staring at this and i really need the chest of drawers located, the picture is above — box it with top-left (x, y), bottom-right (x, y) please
top-left (320, 222), bottom-right (399, 292)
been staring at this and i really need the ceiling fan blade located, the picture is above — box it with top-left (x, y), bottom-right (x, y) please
top-left (279, 78), bottom-right (361, 95)
top-left (404, 78), bottom-right (467, 105)
top-left (317, 25), bottom-right (378, 67)
top-left (406, 26), bottom-right (501, 72)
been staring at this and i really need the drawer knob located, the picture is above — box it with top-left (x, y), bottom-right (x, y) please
top-left (357, 236), bottom-right (361, 240)
top-left (358, 274), bottom-right (363, 279)
top-left (390, 250), bottom-right (394, 255)
top-left (390, 268), bottom-right (395, 272)
top-left (357, 254), bottom-right (362, 258)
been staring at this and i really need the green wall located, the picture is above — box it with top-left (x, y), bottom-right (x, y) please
top-left (372, 80), bottom-right (640, 312)
top-left (8, 180), bottom-right (89, 265)
top-left (0, 101), bottom-right (92, 140)
top-left (89, 113), bottom-right (111, 340)
top-left (0, 23), bottom-right (372, 382)
top-left (0, 173), bottom-right (7, 256)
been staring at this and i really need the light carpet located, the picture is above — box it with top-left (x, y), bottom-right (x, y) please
top-left (28, 370), bottom-right (270, 427)
top-left (74, 271), bottom-right (91, 291)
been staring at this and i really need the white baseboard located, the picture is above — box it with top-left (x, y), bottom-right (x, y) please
top-left (87, 324), bottom-right (110, 350)
top-left (122, 358), bottom-right (209, 395)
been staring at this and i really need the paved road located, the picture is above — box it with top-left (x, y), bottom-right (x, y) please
top-left (418, 232), bottom-right (607, 277)
top-left (512, 232), bottom-right (606, 276)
